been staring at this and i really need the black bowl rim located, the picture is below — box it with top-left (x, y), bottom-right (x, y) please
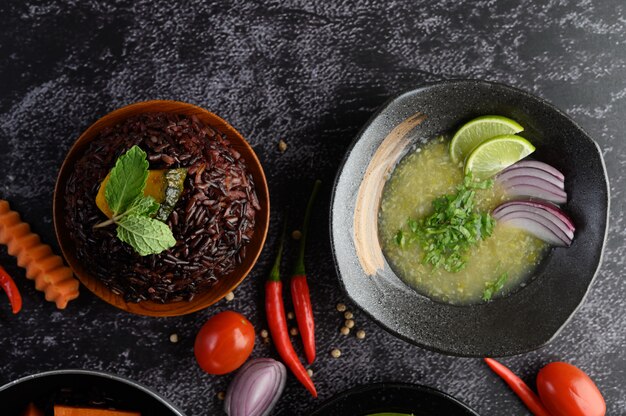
top-left (0, 369), bottom-right (186, 416)
top-left (329, 79), bottom-right (610, 357)
top-left (309, 382), bottom-right (480, 415)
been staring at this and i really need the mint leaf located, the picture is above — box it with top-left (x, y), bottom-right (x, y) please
top-left (105, 146), bottom-right (149, 216)
top-left (95, 145), bottom-right (177, 256)
top-left (126, 196), bottom-right (160, 217)
top-left (116, 215), bottom-right (176, 256)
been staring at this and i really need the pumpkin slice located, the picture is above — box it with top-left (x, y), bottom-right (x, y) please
top-left (96, 168), bottom-right (187, 221)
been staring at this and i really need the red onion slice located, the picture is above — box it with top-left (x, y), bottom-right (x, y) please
top-left (493, 200), bottom-right (575, 246)
top-left (497, 166), bottom-right (565, 189)
top-left (507, 160), bottom-right (565, 180)
top-left (497, 216), bottom-right (570, 246)
top-left (495, 211), bottom-right (571, 245)
top-left (500, 182), bottom-right (567, 204)
top-left (493, 200), bottom-right (575, 234)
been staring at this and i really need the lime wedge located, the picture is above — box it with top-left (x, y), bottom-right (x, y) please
top-left (464, 135), bottom-right (535, 180)
top-left (449, 115), bottom-right (524, 164)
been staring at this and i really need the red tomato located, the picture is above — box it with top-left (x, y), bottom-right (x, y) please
top-left (537, 362), bottom-right (606, 416)
top-left (194, 311), bottom-right (255, 375)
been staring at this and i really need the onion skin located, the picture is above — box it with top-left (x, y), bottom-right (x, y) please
top-left (225, 358), bottom-right (287, 416)
top-left (537, 362), bottom-right (606, 416)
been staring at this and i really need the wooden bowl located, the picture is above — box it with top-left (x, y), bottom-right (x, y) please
top-left (53, 100), bottom-right (270, 317)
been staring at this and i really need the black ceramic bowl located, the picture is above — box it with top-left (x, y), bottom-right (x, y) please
top-left (331, 80), bottom-right (609, 357)
top-left (0, 369), bottom-right (185, 416)
top-left (310, 382), bottom-right (478, 416)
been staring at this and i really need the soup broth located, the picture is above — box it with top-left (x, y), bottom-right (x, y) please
top-left (378, 138), bottom-right (547, 305)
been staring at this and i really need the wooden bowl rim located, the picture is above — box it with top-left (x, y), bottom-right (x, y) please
top-left (53, 100), bottom-right (270, 317)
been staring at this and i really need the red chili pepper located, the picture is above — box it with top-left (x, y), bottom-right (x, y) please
top-left (0, 265), bottom-right (22, 314)
top-left (484, 358), bottom-right (552, 416)
top-left (291, 180), bottom-right (321, 365)
top-left (265, 221), bottom-right (317, 398)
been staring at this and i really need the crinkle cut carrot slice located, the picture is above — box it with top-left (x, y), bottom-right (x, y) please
top-left (0, 199), bottom-right (79, 309)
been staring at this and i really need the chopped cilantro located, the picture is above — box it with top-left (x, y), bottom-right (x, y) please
top-left (394, 230), bottom-right (406, 248)
top-left (482, 272), bottom-right (509, 301)
top-left (394, 172), bottom-right (495, 272)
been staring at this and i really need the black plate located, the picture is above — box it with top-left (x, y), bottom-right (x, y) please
top-left (0, 369), bottom-right (185, 416)
top-left (330, 80), bottom-right (609, 357)
top-left (310, 382), bottom-right (479, 416)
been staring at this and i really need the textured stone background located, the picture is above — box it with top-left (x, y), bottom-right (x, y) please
top-left (1, 0), bottom-right (625, 415)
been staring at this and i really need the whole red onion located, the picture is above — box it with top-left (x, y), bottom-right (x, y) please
top-left (225, 358), bottom-right (287, 416)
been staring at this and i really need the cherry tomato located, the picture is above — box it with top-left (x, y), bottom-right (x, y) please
top-left (194, 311), bottom-right (255, 375)
top-left (537, 362), bottom-right (606, 416)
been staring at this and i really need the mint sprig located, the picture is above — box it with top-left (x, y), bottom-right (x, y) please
top-left (94, 146), bottom-right (176, 256)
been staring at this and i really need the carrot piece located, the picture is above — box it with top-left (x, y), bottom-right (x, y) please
top-left (21, 403), bottom-right (44, 416)
top-left (0, 211), bottom-right (21, 238)
top-left (17, 244), bottom-right (53, 267)
top-left (0, 199), bottom-right (79, 309)
top-left (53, 405), bottom-right (141, 416)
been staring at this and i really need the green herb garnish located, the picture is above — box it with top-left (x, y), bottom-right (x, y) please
top-left (395, 172), bottom-right (495, 272)
top-left (94, 146), bottom-right (176, 256)
top-left (394, 230), bottom-right (406, 248)
top-left (482, 272), bottom-right (509, 301)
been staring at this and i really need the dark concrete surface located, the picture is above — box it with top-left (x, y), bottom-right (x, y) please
top-left (0, 1), bottom-right (624, 415)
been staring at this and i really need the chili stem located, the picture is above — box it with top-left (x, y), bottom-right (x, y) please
top-left (269, 217), bottom-right (288, 282)
top-left (294, 180), bottom-right (321, 275)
